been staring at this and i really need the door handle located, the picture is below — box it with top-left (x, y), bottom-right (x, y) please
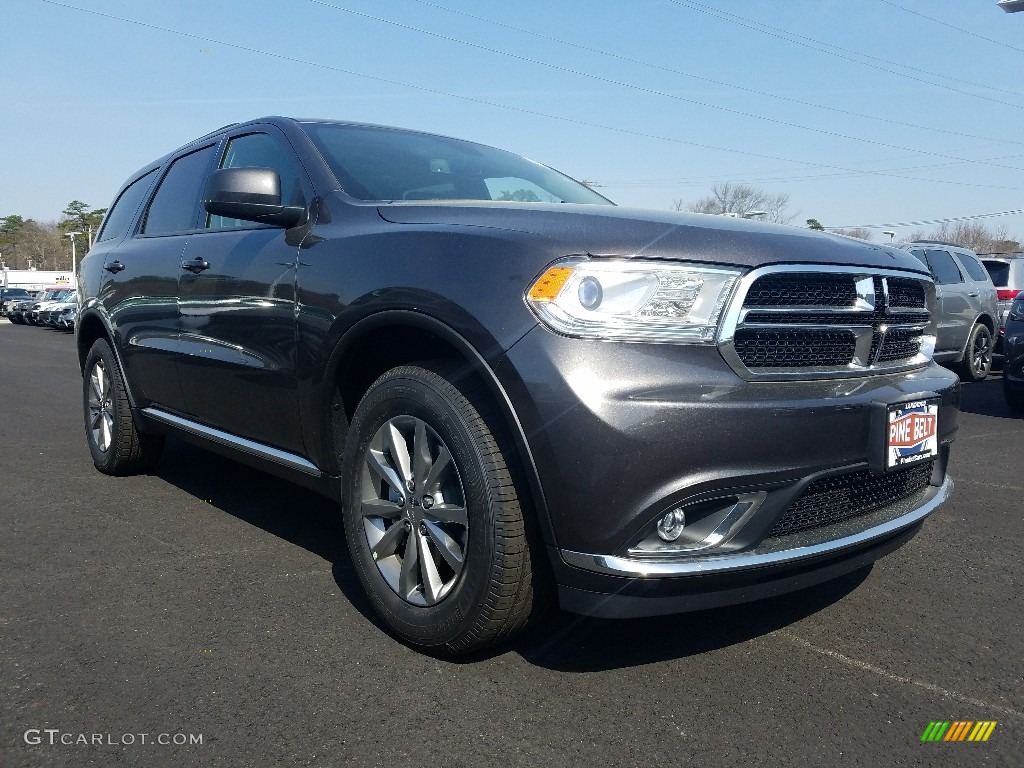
top-left (103, 260), bottom-right (125, 273)
top-left (967, 292), bottom-right (979, 298)
top-left (181, 257), bottom-right (210, 274)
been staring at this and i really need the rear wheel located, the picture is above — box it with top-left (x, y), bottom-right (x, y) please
top-left (342, 364), bottom-right (542, 655)
top-left (957, 323), bottom-right (992, 382)
top-left (83, 338), bottom-right (164, 475)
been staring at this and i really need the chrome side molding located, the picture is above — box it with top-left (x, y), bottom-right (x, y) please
top-left (141, 408), bottom-right (322, 477)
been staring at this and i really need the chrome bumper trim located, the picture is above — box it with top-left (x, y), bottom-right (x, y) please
top-left (561, 475), bottom-right (952, 578)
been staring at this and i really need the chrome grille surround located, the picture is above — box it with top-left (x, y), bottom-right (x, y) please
top-left (717, 264), bottom-right (936, 381)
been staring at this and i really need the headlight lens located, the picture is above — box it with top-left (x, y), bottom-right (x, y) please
top-left (526, 259), bottom-right (742, 343)
top-left (1010, 297), bottom-right (1024, 322)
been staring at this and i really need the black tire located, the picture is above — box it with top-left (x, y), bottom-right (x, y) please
top-left (956, 323), bottom-right (993, 382)
top-left (1005, 376), bottom-right (1024, 413)
top-left (342, 363), bottom-right (543, 655)
top-left (83, 338), bottom-right (164, 475)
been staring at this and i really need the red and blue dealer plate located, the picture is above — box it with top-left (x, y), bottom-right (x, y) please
top-left (885, 399), bottom-right (939, 470)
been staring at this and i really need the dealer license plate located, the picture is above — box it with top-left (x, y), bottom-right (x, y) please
top-left (885, 400), bottom-right (939, 470)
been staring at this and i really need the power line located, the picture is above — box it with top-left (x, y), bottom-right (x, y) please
top-left (665, 0), bottom-right (1024, 109)
top-left (35, 0), bottom-right (1024, 193)
top-left (402, 0), bottom-right (1024, 148)
top-left (605, 152), bottom-right (1024, 187)
top-left (877, 0), bottom-right (1024, 56)
top-left (305, 1), bottom-right (1024, 174)
top-left (829, 208), bottom-right (1024, 230)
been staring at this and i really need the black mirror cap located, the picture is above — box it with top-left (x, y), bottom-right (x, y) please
top-left (203, 167), bottom-right (306, 228)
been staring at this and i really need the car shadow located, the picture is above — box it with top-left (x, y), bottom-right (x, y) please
top-left (958, 373), bottom-right (1021, 419)
top-left (152, 438), bottom-right (872, 671)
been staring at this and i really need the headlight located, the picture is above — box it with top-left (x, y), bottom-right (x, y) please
top-left (1010, 298), bottom-right (1024, 322)
top-left (526, 258), bottom-right (742, 343)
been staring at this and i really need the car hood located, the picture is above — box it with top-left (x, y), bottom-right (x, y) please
top-left (376, 202), bottom-right (926, 273)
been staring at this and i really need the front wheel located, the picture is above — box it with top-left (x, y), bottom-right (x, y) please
top-left (83, 338), bottom-right (164, 475)
top-left (957, 323), bottom-right (993, 382)
top-left (342, 364), bottom-right (542, 655)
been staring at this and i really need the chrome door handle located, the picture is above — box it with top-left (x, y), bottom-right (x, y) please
top-left (967, 292), bottom-right (979, 297)
top-left (103, 260), bottom-right (125, 273)
top-left (181, 257), bottom-right (210, 274)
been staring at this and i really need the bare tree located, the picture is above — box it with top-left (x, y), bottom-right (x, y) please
top-left (832, 228), bottom-right (873, 241)
top-left (678, 183), bottom-right (795, 224)
top-left (913, 221), bottom-right (1020, 254)
top-left (16, 220), bottom-right (66, 270)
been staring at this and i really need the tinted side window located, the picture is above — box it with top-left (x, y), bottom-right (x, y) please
top-left (97, 170), bottom-right (157, 243)
top-left (958, 253), bottom-right (990, 283)
top-left (207, 133), bottom-right (304, 229)
top-left (926, 250), bottom-right (964, 285)
top-left (142, 145), bottom-right (216, 235)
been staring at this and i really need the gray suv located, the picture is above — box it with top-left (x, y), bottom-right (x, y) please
top-left (77, 117), bottom-right (960, 654)
top-left (895, 242), bottom-right (1000, 381)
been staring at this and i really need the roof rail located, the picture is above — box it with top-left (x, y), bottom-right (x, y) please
top-left (910, 239), bottom-right (967, 248)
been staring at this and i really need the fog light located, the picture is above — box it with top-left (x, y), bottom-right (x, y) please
top-left (656, 508), bottom-right (687, 542)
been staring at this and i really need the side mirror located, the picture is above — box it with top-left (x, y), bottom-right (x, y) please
top-left (203, 167), bottom-right (306, 228)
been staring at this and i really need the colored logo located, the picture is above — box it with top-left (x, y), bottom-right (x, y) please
top-left (889, 411), bottom-right (936, 448)
top-left (920, 721), bottom-right (997, 742)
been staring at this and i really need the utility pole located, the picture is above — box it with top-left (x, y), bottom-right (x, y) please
top-left (65, 231), bottom-right (82, 280)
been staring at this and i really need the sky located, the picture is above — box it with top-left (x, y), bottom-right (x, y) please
top-left (2, 0), bottom-right (1023, 243)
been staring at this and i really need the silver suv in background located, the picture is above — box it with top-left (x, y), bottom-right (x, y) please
top-left (980, 254), bottom-right (1024, 356)
top-left (895, 242), bottom-right (1000, 382)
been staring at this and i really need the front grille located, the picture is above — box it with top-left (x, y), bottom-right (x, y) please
top-left (877, 328), bottom-right (924, 362)
top-left (768, 461), bottom-right (934, 538)
top-left (734, 329), bottom-right (854, 367)
top-left (721, 267), bottom-right (933, 379)
top-left (744, 274), bottom-right (856, 307)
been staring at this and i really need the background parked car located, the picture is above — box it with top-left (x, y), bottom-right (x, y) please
top-left (894, 241), bottom-right (1000, 381)
top-left (56, 304), bottom-right (77, 332)
top-left (981, 254), bottom-right (1024, 360)
top-left (39, 296), bottom-right (77, 328)
top-left (0, 287), bottom-right (33, 317)
top-left (1003, 293), bottom-right (1024, 413)
top-left (6, 293), bottom-right (43, 325)
top-left (27, 288), bottom-right (75, 326)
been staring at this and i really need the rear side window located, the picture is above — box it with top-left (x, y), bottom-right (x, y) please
top-left (925, 250), bottom-right (964, 285)
top-left (97, 170), bottom-right (157, 243)
top-left (958, 253), bottom-right (991, 283)
top-left (142, 145), bottom-right (216, 235)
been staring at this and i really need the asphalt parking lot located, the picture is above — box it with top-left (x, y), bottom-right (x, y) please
top-left (1, 320), bottom-right (1021, 768)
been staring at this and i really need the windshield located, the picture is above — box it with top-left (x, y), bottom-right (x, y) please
top-left (301, 122), bottom-right (613, 206)
top-left (42, 289), bottom-right (73, 301)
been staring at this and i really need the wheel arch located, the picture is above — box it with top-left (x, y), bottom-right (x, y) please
top-left (75, 304), bottom-right (142, 412)
top-left (956, 313), bottom-right (996, 362)
top-left (320, 310), bottom-right (556, 546)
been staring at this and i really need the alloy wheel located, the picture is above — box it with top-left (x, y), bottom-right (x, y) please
top-left (972, 331), bottom-right (991, 377)
top-left (360, 416), bottom-right (468, 606)
top-left (87, 360), bottom-right (115, 453)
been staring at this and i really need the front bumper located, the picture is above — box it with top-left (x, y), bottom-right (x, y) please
top-left (496, 326), bottom-right (960, 615)
top-left (555, 475), bottom-right (950, 618)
